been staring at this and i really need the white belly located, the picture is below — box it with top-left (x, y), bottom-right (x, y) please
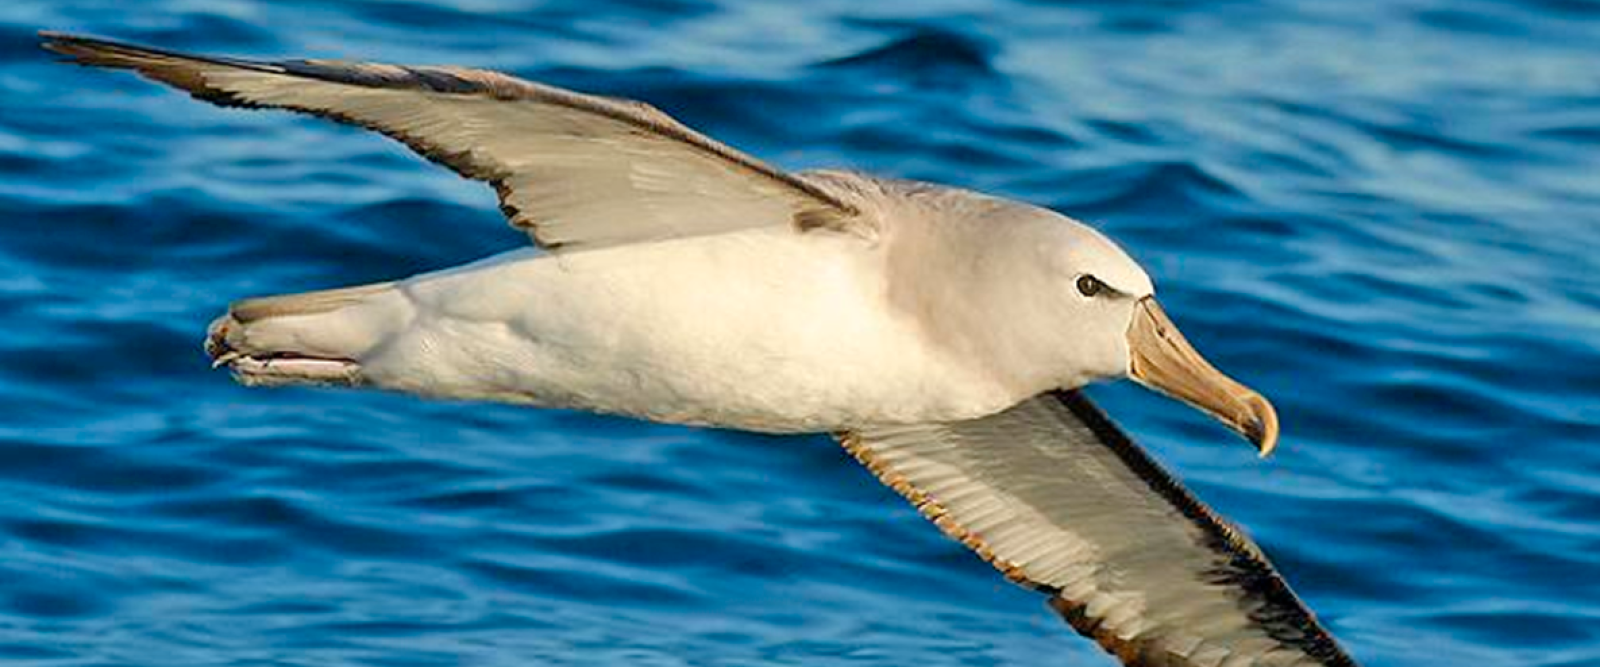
top-left (356, 227), bottom-right (1020, 432)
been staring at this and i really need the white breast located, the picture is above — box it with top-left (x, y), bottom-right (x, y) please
top-left (355, 226), bottom-right (1021, 432)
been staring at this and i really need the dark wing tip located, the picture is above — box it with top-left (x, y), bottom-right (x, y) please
top-left (41, 30), bottom-right (273, 69)
top-left (40, 31), bottom-right (131, 64)
top-left (37, 31), bottom-right (287, 108)
top-left (42, 31), bottom-right (164, 65)
top-left (39, 31), bottom-right (512, 101)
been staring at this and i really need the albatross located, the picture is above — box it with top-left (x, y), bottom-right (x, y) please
top-left (43, 32), bottom-right (1358, 666)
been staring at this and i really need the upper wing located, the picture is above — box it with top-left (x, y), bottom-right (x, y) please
top-left (41, 32), bottom-right (860, 251)
top-left (838, 391), bottom-right (1358, 667)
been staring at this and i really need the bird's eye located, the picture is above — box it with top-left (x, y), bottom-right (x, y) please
top-left (1076, 274), bottom-right (1107, 298)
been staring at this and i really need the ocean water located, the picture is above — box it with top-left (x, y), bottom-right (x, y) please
top-left (3, 1), bottom-right (1599, 665)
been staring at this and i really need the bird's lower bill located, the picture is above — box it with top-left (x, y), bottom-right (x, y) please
top-left (1125, 297), bottom-right (1280, 456)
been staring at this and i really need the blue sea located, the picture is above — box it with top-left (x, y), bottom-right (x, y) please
top-left (3, 1), bottom-right (1599, 665)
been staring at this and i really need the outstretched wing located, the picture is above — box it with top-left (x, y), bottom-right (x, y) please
top-left (838, 391), bottom-right (1357, 667)
top-left (41, 32), bottom-right (859, 251)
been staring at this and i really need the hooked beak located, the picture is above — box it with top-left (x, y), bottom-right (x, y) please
top-left (1126, 297), bottom-right (1279, 457)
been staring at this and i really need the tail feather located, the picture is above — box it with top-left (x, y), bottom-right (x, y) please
top-left (206, 281), bottom-right (406, 387)
top-left (229, 281), bottom-right (394, 323)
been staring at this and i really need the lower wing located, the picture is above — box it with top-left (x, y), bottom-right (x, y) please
top-left (838, 390), bottom-right (1358, 667)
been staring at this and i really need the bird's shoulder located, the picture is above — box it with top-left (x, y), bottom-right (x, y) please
top-left (795, 169), bottom-right (1032, 240)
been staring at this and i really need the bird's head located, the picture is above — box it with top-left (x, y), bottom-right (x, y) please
top-left (1023, 209), bottom-right (1279, 456)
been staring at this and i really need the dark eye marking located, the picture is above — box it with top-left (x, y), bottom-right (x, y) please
top-left (1076, 274), bottom-right (1109, 298)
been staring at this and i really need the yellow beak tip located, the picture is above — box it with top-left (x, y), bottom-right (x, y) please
top-left (1257, 440), bottom-right (1277, 459)
top-left (1244, 398), bottom-right (1280, 459)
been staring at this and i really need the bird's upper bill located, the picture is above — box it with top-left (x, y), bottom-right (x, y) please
top-left (1125, 297), bottom-right (1280, 456)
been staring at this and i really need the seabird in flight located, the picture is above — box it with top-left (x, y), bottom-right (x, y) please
top-left (42, 32), bottom-right (1357, 667)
